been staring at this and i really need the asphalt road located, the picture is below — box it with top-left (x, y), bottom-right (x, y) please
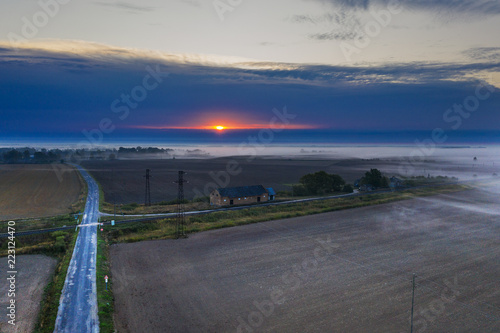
top-left (54, 165), bottom-right (99, 332)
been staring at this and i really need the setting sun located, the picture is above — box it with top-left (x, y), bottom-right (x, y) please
top-left (214, 125), bottom-right (226, 131)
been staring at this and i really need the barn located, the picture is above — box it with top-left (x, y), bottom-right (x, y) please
top-left (210, 185), bottom-right (271, 206)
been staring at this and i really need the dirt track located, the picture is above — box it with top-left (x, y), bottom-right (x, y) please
top-left (0, 164), bottom-right (83, 220)
top-left (0, 255), bottom-right (57, 332)
top-left (111, 187), bottom-right (500, 332)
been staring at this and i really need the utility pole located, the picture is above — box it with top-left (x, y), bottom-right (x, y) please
top-left (112, 168), bottom-right (116, 220)
top-left (144, 169), bottom-right (151, 206)
top-left (174, 171), bottom-right (188, 238)
top-left (410, 273), bottom-right (416, 333)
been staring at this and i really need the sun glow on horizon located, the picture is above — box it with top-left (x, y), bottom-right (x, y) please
top-left (131, 123), bottom-right (319, 130)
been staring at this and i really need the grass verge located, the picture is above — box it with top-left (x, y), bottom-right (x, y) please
top-left (96, 230), bottom-right (115, 332)
top-left (104, 183), bottom-right (471, 244)
top-left (33, 229), bottom-right (78, 332)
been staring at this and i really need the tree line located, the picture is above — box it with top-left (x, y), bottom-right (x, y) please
top-left (292, 168), bottom-right (389, 196)
top-left (0, 146), bottom-right (175, 164)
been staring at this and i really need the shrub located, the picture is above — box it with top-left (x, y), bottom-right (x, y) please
top-left (343, 184), bottom-right (354, 193)
top-left (51, 231), bottom-right (68, 239)
top-left (54, 236), bottom-right (66, 252)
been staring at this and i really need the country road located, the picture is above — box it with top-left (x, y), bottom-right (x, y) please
top-left (2, 178), bottom-right (491, 239)
top-left (54, 165), bottom-right (99, 332)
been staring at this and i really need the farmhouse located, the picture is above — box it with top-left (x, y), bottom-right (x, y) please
top-left (390, 176), bottom-right (403, 189)
top-left (210, 185), bottom-right (273, 206)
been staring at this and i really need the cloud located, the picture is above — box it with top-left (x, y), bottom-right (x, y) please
top-left (179, 0), bottom-right (201, 7)
top-left (290, 12), bottom-right (363, 41)
top-left (0, 40), bottom-right (498, 139)
top-left (310, 0), bottom-right (500, 16)
top-left (93, 1), bottom-right (155, 12)
top-left (464, 47), bottom-right (500, 61)
top-left (2, 40), bottom-right (500, 85)
top-left (309, 31), bottom-right (359, 41)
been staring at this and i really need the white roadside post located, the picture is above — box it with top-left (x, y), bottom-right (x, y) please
top-left (105, 275), bottom-right (108, 290)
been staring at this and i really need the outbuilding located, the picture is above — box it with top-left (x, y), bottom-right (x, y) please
top-left (210, 185), bottom-right (270, 206)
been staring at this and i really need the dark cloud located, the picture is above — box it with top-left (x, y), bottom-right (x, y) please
top-left (309, 31), bottom-right (359, 41)
top-left (464, 47), bottom-right (500, 61)
top-left (0, 43), bottom-right (498, 141)
top-left (290, 12), bottom-right (363, 41)
top-left (311, 0), bottom-right (500, 15)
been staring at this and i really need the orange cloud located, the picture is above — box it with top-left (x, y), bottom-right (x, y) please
top-left (129, 110), bottom-right (320, 131)
top-left (132, 124), bottom-right (318, 130)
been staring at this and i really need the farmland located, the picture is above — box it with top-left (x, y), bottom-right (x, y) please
top-left (81, 155), bottom-right (492, 205)
top-left (0, 164), bottom-right (84, 220)
top-left (110, 185), bottom-right (500, 332)
top-left (0, 255), bottom-right (57, 333)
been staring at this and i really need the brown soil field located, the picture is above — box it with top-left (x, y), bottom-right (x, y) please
top-left (111, 186), bottom-right (500, 332)
top-left (0, 164), bottom-right (84, 220)
top-left (0, 255), bottom-right (58, 332)
top-left (81, 156), bottom-right (489, 205)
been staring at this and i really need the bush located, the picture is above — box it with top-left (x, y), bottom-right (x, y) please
top-left (342, 184), bottom-right (354, 193)
top-left (54, 236), bottom-right (66, 252)
top-left (292, 184), bottom-right (309, 196)
top-left (51, 231), bottom-right (68, 239)
top-left (404, 180), bottom-right (417, 187)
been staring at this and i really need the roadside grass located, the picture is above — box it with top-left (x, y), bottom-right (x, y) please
top-left (72, 165), bottom-right (88, 213)
top-left (33, 230), bottom-right (78, 333)
top-left (104, 184), bottom-right (471, 244)
top-left (98, 181), bottom-right (106, 212)
top-left (100, 199), bottom-right (212, 215)
top-left (96, 230), bottom-right (115, 333)
top-left (0, 214), bottom-right (78, 234)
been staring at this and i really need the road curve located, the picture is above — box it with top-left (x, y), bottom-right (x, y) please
top-left (54, 165), bottom-right (99, 332)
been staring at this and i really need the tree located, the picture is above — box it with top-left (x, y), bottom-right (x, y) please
top-left (299, 171), bottom-right (346, 195)
top-left (3, 150), bottom-right (22, 163)
top-left (34, 151), bottom-right (48, 162)
top-left (361, 169), bottom-right (389, 188)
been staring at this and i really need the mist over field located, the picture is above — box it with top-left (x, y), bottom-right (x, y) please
top-left (1, 0), bottom-right (499, 331)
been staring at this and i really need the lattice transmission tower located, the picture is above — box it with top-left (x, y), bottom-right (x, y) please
top-left (174, 171), bottom-right (188, 238)
top-left (144, 169), bottom-right (151, 206)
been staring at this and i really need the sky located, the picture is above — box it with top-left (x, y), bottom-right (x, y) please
top-left (0, 0), bottom-right (499, 145)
